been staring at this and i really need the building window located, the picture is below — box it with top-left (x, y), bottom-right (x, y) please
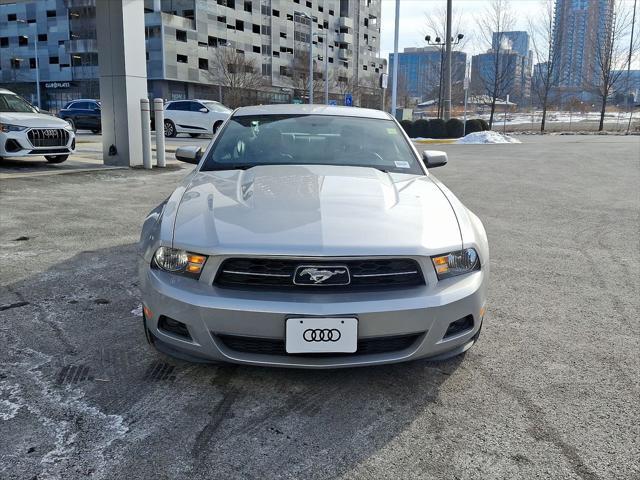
top-left (280, 65), bottom-right (291, 77)
top-left (252, 24), bottom-right (260, 34)
top-left (319, 6), bottom-right (323, 12)
top-left (177, 54), bottom-right (188, 64)
top-left (253, 45), bottom-right (260, 53)
top-left (208, 36), bottom-right (217, 47)
top-left (262, 44), bottom-right (271, 55)
top-left (328, 57), bottom-right (333, 63)
top-left (280, 32), bottom-right (287, 39)
top-left (7, 13), bottom-right (17, 21)
top-left (198, 58), bottom-right (208, 70)
top-left (176, 30), bottom-right (187, 42)
top-left (273, 9), bottom-right (280, 17)
top-left (236, 20), bottom-right (244, 31)
top-left (11, 58), bottom-right (21, 68)
top-left (29, 58), bottom-right (36, 68)
top-left (273, 51), bottom-right (280, 57)
top-left (306, 1), bottom-right (312, 7)
top-left (38, 34), bottom-right (47, 42)
top-left (46, 10), bottom-right (56, 18)
top-left (49, 56), bottom-right (59, 64)
top-left (261, 25), bottom-right (271, 35)
top-left (217, 15), bottom-right (226, 23)
top-left (19, 36), bottom-right (28, 46)
top-left (244, 1), bottom-right (252, 12)
top-left (182, 9), bottom-right (194, 19)
top-left (0, 37), bottom-right (8, 47)
top-left (329, 9), bottom-right (334, 15)
top-left (262, 63), bottom-right (271, 76)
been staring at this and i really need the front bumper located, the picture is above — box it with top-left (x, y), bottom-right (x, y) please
top-left (139, 258), bottom-right (487, 368)
top-left (0, 129), bottom-right (76, 158)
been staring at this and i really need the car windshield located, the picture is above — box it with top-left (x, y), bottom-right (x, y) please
top-left (201, 114), bottom-right (424, 175)
top-left (0, 93), bottom-right (37, 113)
top-left (203, 102), bottom-right (231, 113)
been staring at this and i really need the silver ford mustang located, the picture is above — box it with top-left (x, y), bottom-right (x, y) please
top-left (139, 105), bottom-right (489, 368)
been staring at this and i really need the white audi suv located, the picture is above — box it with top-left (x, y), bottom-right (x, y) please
top-left (0, 88), bottom-right (76, 163)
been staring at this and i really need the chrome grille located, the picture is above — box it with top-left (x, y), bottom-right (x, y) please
top-left (27, 128), bottom-right (69, 148)
top-left (215, 258), bottom-right (425, 291)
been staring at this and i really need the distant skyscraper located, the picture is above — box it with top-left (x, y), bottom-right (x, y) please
top-left (491, 31), bottom-right (533, 104)
top-left (552, 0), bottom-right (614, 89)
top-left (388, 47), bottom-right (466, 102)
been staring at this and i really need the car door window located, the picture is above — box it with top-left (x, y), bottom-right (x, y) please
top-left (190, 102), bottom-right (205, 112)
top-left (167, 101), bottom-right (188, 111)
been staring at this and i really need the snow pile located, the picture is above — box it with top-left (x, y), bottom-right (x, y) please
top-left (456, 131), bottom-right (521, 144)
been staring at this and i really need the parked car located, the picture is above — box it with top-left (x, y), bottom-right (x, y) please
top-left (0, 88), bottom-right (75, 164)
top-left (163, 99), bottom-right (231, 138)
top-left (139, 104), bottom-right (489, 368)
top-left (58, 99), bottom-right (101, 133)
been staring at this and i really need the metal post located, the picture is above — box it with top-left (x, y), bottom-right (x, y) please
top-left (34, 32), bottom-right (40, 109)
top-left (140, 98), bottom-right (152, 169)
top-left (503, 94), bottom-right (509, 134)
top-left (463, 86), bottom-right (468, 136)
top-left (443, 0), bottom-right (452, 120)
top-left (153, 98), bottom-right (166, 168)
top-left (626, 0), bottom-right (637, 134)
top-left (391, 0), bottom-right (400, 118)
top-left (324, 36), bottom-right (329, 104)
top-left (308, 19), bottom-right (314, 105)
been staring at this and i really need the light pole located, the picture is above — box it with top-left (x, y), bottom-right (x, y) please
top-left (298, 13), bottom-right (316, 104)
top-left (426, 32), bottom-right (464, 120)
top-left (391, 0), bottom-right (400, 118)
top-left (17, 19), bottom-right (40, 109)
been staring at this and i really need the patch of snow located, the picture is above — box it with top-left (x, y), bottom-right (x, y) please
top-left (0, 381), bottom-right (22, 420)
top-left (455, 131), bottom-right (521, 144)
top-left (131, 304), bottom-right (143, 317)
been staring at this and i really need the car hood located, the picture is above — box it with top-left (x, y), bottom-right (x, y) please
top-left (171, 164), bottom-right (462, 256)
top-left (0, 112), bottom-right (70, 128)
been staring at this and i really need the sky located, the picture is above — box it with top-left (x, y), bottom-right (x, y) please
top-left (378, 0), bottom-right (639, 67)
top-left (379, 0), bottom-right (543, 61)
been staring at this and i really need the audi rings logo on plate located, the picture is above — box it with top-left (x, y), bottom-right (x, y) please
top-left (303, 328), bottom-right (342, 342)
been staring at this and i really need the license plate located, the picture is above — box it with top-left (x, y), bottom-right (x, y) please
top-left (285, 317), bottom-right (358, 354)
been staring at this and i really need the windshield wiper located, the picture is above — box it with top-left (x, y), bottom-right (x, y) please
top-left (207, 164), bottom-right (254, 171)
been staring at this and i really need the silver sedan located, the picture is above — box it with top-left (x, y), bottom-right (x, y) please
top-left (138, 105), bottom-right (489, 368)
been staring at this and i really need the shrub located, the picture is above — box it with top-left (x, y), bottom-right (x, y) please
top-left (464, 119), bottom-right (483, 135)
top-left (477, 118), bottom-right (490, 131)
top-left (428, 119), bottom-right (447, 138)
top-left (445, 118), bottom-right (465, 138)
top-left (399, 120), bottom-right (414, 137)
top-left (413, 119), bottom-right (430, 138)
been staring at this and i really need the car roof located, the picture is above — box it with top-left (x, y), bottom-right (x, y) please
top-left (68, 99), bottom-right (99, 103)
top-left (0, 88), bottom-right (17, 95)
top-left (233, 104), bottom-right (393, 120)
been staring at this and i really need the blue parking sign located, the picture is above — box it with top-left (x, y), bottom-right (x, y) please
top-left (345, 94), bottom-right (353, 107)
top-left (328, 99), bottom-right (337, 106)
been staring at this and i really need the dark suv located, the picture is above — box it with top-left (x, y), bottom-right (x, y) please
top-left (58, 99), bottom-right (101, 133)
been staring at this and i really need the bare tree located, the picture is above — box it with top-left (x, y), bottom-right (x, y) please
top-left (291, 49), bottom-right (325, 103)
top-left (210, 47), bottom-right (264, 108)
top-left (475, 0), bottom-right (516, 128)
top-left (423, 5), bottom-right (468, 118)
top-left (593, 0), bottom-right (638, 131)
top-left (528, 0), bottom-right (562, 132)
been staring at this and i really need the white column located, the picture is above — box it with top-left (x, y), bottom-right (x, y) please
top-left (95, 0), bottom-right (148, 167)
top-left (153, 98), bottom-right (166, 168)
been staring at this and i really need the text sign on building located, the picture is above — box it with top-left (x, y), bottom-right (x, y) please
top-left (44, 82), bottom-right (71, 89)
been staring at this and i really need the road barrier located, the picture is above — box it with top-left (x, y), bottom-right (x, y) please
top-left (154, 98), bottom-right (166, 168)
top-left (140, 98), bottom-right (152, 170)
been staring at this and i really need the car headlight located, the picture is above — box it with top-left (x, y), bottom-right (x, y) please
top-left (152, 247), bottom-right (207, 278)
top-left (63, 122), bottom-right (74, 131)
top-left (432, 248), bottom-right (480, 280)
top-left (0, 124), bottom-right (27, 133)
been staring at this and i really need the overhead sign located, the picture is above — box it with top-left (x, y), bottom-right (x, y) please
top-left (344, 93), bottom-right (353, 107)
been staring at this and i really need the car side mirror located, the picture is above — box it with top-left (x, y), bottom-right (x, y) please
top-left (199, 107), bottom-right (208, 113)
top-left (175, 146), bottom-right (203, 164)
top-left (422, 150), bottom-right (447, 168)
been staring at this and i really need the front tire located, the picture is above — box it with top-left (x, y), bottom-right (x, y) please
top-left (164, 120), bottom-right (177, 138)
top-left (66, 119), bottom-right (76, 132)
top-left (45, 155), bottom-right (69, 163)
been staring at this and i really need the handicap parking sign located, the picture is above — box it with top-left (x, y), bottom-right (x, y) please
top-left (344, 94), bottom-right (353, 107)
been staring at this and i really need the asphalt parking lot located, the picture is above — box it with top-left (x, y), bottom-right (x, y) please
top-left (1, 135), bottom-right (638, 479)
